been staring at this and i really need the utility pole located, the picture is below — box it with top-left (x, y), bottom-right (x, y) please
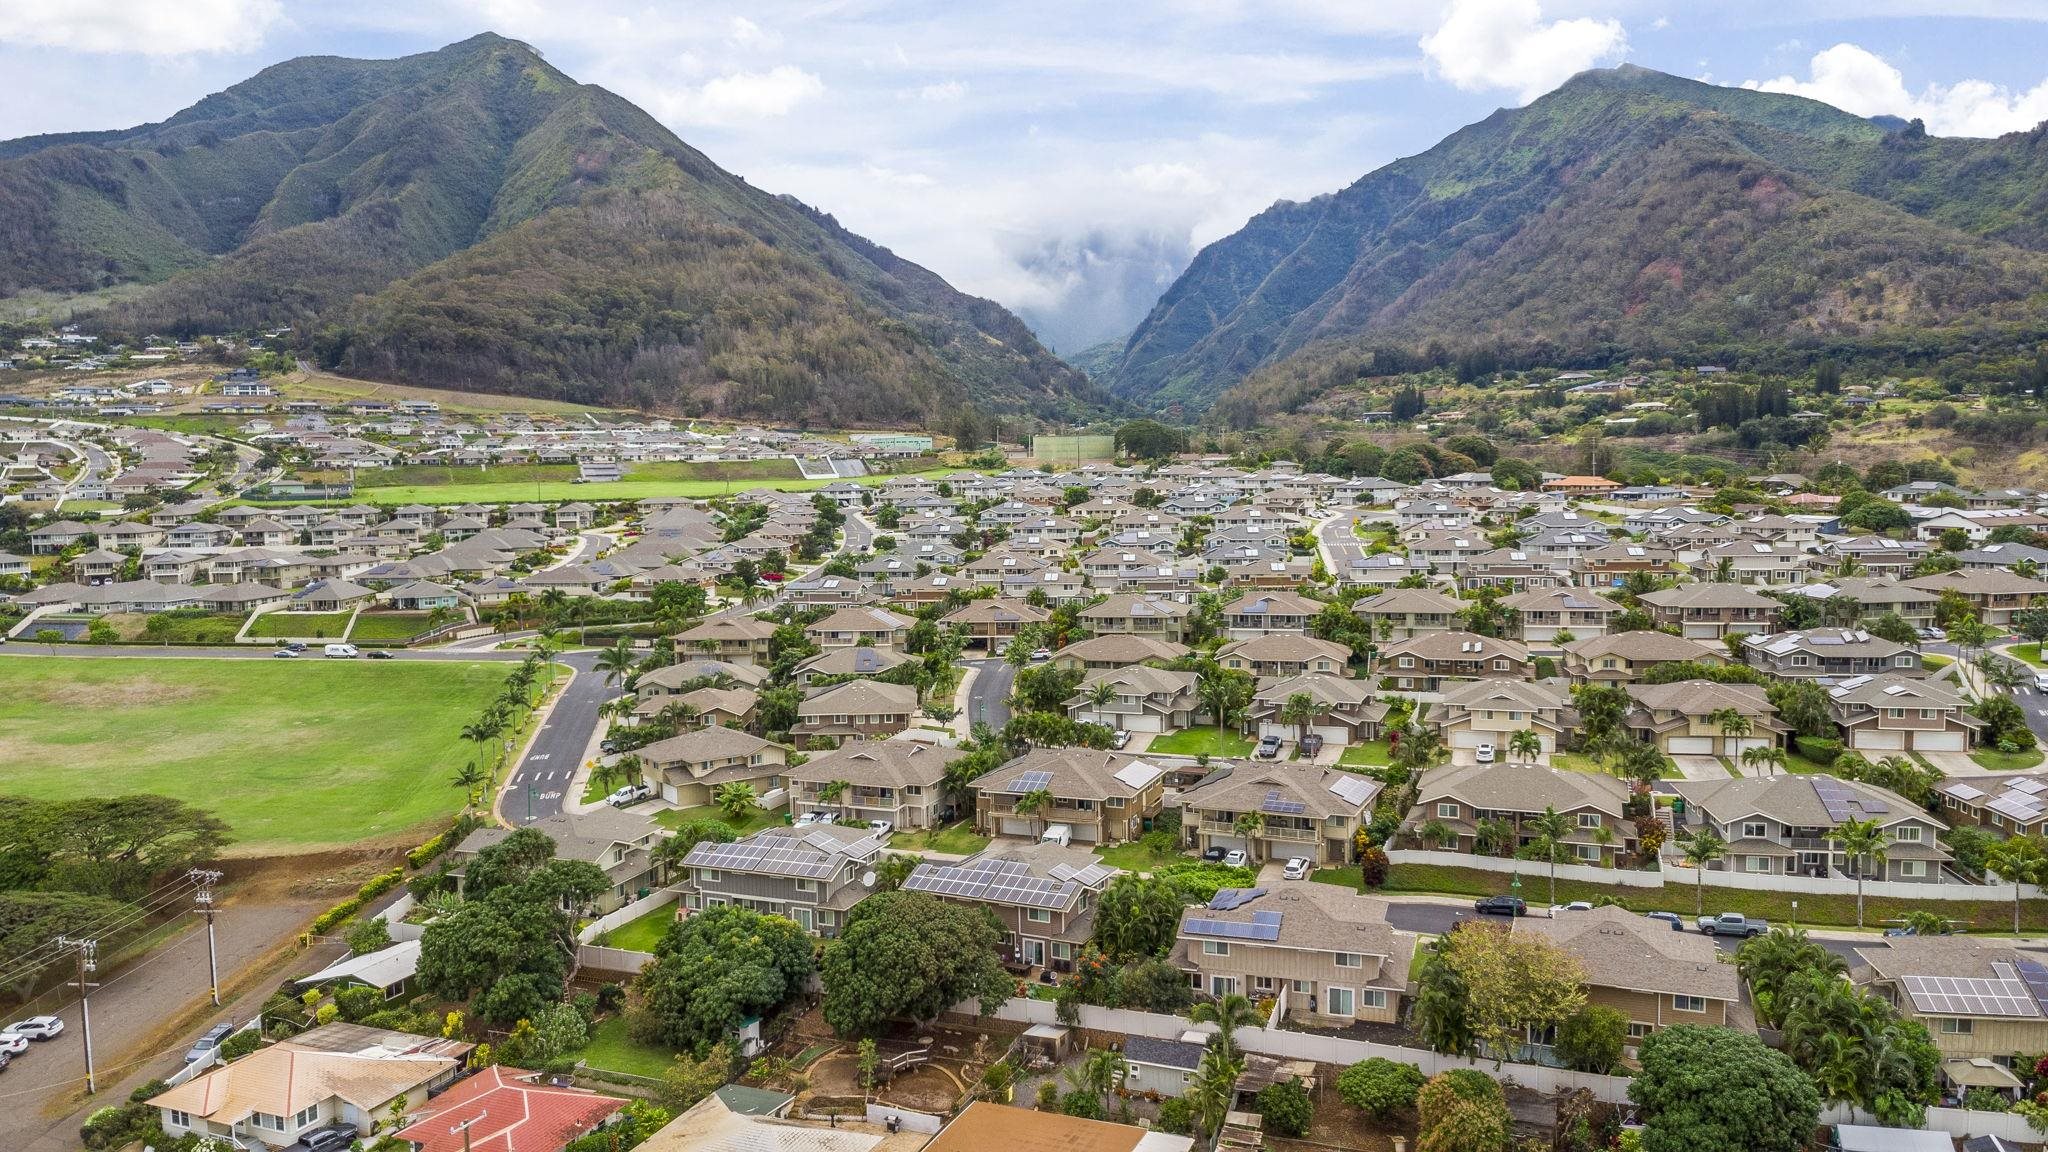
top-left (451, 1110), bottom-right (487, 1152)
top-left (191, 869), bottom-right (224, 1007)
top-left (54, 936), bottom-right (97, 1094)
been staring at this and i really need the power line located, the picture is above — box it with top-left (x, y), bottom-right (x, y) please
top-left (51, 937), bottom-right (97, 1094)
top-left (0, 879), bottom-right (199, 992)
top-left (0, 874), bottom-right (200, 978)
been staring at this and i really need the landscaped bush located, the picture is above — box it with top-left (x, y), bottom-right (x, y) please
top-left (310, 897), bottom-right (364, 935)
top-left (219, 1028), bottom-right (263, 1061)
top-left (1258, 1079), bottom-right (1312, 1136)
top-left (358, 867), bottom-right (405, 901)
top-left (1338, 1057), bottom-right (1426, 1118)
top-left (1794, 736), bottom-right (1841, 765)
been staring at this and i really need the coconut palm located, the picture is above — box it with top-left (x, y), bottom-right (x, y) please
top-left (714, 781), bottom-right (760, 822)
top-left (1014, 787), bottom-right (1056, 835)
top-left (873, 852), bottom-right (920, 893)
top-left (1833, 817), bottom-right (1891, 928)
top-left (1527, 805), bottom-right (1575, 906)
top-left (1232, 811), bottom-right (1266, 865)
top-left (818, 779), bottom-right (853, 823)
top-left (1507, 728), bottom-right (1542, 767)
top-left (1986, 835), bottom-right (2048, 934)
top-left (1280, 691), bottom-right (1320, 748)
top-left (449, 761), bottom-right (487, 805)
top-left (597, 639), bottom-right (636, 687)
top-left (1086, 680), bottom-right (1117, 726)
top-left (1709, 707), bottom-right (1752, 757)
top-left (1186, 1047), bottom-right (1244, 1143)
top-left (1188, 991), bottom-right (1263, 1061)
top-left (1676, 826), bottom-right (1726, 915)
top-left (1064, 1047), bottom-right (1129, 1117)
top-left (1740, 745), bottom-right (1787, 777)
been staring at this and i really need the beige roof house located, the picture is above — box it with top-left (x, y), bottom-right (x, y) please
top-left (1562, 631), bottom-right (1727, 684)
top-left (1179, 762), bottom-right (1381, 866)
top-left (1171, 885), bottom-right (1413, 1026)
top-left (1216, 633), bottom-right (1351, 678)
top-left (1514, 907), bottom-right (1745, 1040)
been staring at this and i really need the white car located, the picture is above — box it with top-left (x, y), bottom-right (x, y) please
top-left (0, 1033), bottom-right (26, 1057)
top-left (1223, 849), bottom-right (1249, 868)
top-left (1281, 857), bottom-right (1312, 880)
top-left (794, 811), bottom-right (829, 826)
top-left (5, 1016), bottom-right (63, 1041)
top-left (605, 783), bottom-right (651, 807)
top-left (2035, 673), bottom-right (2048, 693)
top-left (1029, 648), bottom-right (1052, 663)
top-left (1550, 900), bottom-right (1594, 915)
top-left (867, 819), bottom-right (894, 837)
top-left (1474, 742), bottom-right (1496, 764)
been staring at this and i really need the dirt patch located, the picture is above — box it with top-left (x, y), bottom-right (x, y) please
top-left (221, 846), bottom-right (408, 902)
top-left (19, 674), bottom-right (209, 710)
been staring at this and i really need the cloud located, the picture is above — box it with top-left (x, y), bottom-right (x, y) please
top-left (1746, 43), bottom-right (2048, 137)
top-left (726, 16), bottom-right (779, 51)
top-left (1419, 0), bottom-right (1628, 104)
top-left (913, 80), bottom-right (968, 102)
top-left (0, 0), bottom-right (282, 56)
top-left (652, 65), bottom-right (825, 125)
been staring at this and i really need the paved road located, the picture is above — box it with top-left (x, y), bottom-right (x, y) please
top-left (1316, 512), bottom-right (1366, 579)
top-left (4, 898), bottom-right (333, 1150)
top-left (1377, 899), bottom-right (1871, 961)
top-left (966, 659), bottom-right (1014, 732)
top-left (1930, 640), bottom-right (2048, 746)
top-left (505, 650), bottom-right (615, 823)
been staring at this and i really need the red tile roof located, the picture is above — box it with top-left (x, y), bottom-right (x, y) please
top-left (395, 1067), bottom-right (621, 1152)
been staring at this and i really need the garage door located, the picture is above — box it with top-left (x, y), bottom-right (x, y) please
top-left (1856, 730), bottom-right (1906, 751)
top-left (1069, 825), bottom-right (1099, 843)
top-left (1447, 729), bottom-right (1484, 749)
top-left (1913, 730), bottom-right (1966, 751)
top-left (1207, 835), bottom-right (1247, 855)
top-left (1311, 724), bottom-right (1351, 745)
top-left (1000, 817), bottom-right (1036, 837)
top-left (1667, 736), bottom-right (1714, 755)
top-left (1258, 721), bottom-right (1292, 741)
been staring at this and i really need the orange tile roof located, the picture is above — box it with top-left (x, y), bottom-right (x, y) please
top-left (396, 1067), bottom-right (621, 1152)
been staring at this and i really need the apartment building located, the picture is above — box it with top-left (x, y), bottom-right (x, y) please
top-left (1078, 593), bottom-right (1195, 644)
top-left (1216, 634), bottom-right (1351, 678)
top-left (1378, 631), bottom-right (1533, 692)
top-left (974, 749), bottom-right (1168, 845)
top-left (1404, 762), bottom-right (1634, 865)
top-left (1561, 631), bottom-right (1727, 685)
top-left (1178, 762), bottom-right (1379, 866)
top-left (1742, 628), bottom-right (1923, 680)
top-left (1826, 674), bottom-right (1980, 754)
top-left (901, 842), bottom-right (1119, 973)
top-left (678, 824), bottom-right (884, 937)
top-left (787, 740), bottom-right (964, 830)
top-left (1668, 774), bottom-right (1949, 883)
top-left (1639, 583), bottom-right (1781, 640)
top-left (1222, 590), bottom-right (1321, 638)
top-left (1172, 886), bottom-right (1413, 1026)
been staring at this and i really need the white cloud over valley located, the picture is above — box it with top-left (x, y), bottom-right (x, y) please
top-left (1747, 43), bottom-right (2048, 137)
top-left (1420, 0), bottom-right (1629, 103)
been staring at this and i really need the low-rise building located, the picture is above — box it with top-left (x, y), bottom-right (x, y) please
top-left (1246, 672), bottom-right (1387, 747)
top-left (1742, 628), bottom-right (1922, 680)
top-left (901, 842), bottom-right (1119, 973)
top-left (1179, 762), bottom-right (1379, 866)
top-left (942, 597), bottom-right (1050, 651)
top-left (1222, 590), bottom-right (1320, 638)
top-left (678, 824), bottom-right (883, 937)
top-left (1351, 586), bottom-right (1462, 640)
top-left (974, 749), bottom-right (1168, 845)
top-left (1561, 631), bottom-right (1727, 684)
top-left (1624, 679), bottom-right (1785, 757)
top-left (791, 680), bottom-right (919, 746)
top-left (1378, 631), bottom-right (1533, 691)
top-left (787, 740), bottom-right (963, 830)
top-left (675, 615), bottom-right (776, 665)
top-left (1216, 633), bottom-right (1352, 678)
top-left (1639, 583), bottom-right (1780, 640)
top-left (1435, 679), bottom-right (1573, 763)
top-left (1827, 674), bottom-right (1980, 754)
top-left (1513, 907), bottom-right (1745, 1052)
top-left (1048, 634), bottom-right (1191, 672)
top-left (1064, 665), bottom-right (1202, 734)
top-left (1171, 885), bottom-right (1413, 1026)
top-left (1854, 938), bottom-right (2048, 1082)
top-left (1668, 774), bottom-right (1949, 883)
top-left (1404, 762), bottom-right (1633, 864)
top-left (803, 605), bottom-right (913, 650)
top-left (1935, 772), bottom-right (2048, 838)
top-left (636, 727), bottom-right (790, 807)
top-left (1503, 587), bottom-right (1620, 651)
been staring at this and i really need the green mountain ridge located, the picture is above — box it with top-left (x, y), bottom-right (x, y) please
top-left (1107, 65), bottom-right (2048, 417)
top-left (0, 33), bottom-right (1091, 423)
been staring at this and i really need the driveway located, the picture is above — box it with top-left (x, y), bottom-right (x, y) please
top-left (1669, 754), bottom-right (1729, 781)
top-left (1917, 749), bottom-right (1989, 776)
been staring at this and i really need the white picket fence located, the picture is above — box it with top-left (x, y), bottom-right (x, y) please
top-left (578, 888), bottom-right (679, 944)
top-left (577, 944), bottom-right (654, 973)
top-left (1823, 1103), bottom-right (2044, 1143)
top-left (1392, 848), bottom-right (2040, 903)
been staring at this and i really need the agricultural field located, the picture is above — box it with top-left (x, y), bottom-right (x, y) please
top-left (0, 657), bottom-right (513, 854)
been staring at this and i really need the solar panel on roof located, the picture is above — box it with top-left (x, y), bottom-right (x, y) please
top-left (1262, 790), bottom-right (1308, 816)
top-left (1329, 775), bottom-right (1377, 807)
top-left (1208, 887), bottom-right (1267, 911)
top-left (1008, 770), bottom-right (1054, 794)
top-left (2013, 779), bottom-right (2048, 795)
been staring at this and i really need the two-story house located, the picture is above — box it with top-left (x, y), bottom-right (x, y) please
top-left (1934, 772), bottom-right (2048, 838)
top-left (1404, 762), bottom-right (1634, 864)
top-left (1668, 774), bottom-right (1949, 883)
top-left (1742, 628), bottom-right (1922, 681)
top-left (802, 606), bottom-right (914, 650)
top-left (1065, 665), bottom-right (1202, 735)
top-left (787, 739), bottom-right (964, 830)
top-left (1172, 886), bottom-right (1413, 1027)
top-left (974, 749), bottom-right (1167, 845)
top-left (1179, 763), bottom-right (1379, 866)
top-left (1639, 583), bottom-right (1781, 640)
top-left (1351, 587), bottom-right (1463, 641)
top-left (1222, 591), bottom-right (1320, 639)
top-left (1434, 679), bottom-right (1574, 763)
top-left (1624, 680), bottom-right (1785, 758)
top-left (1698, 540), bottom-right (1817, 585)
top-left (675, 616), bottom-right (777, 665)
top-left (1576, 542), bottom-right (1681, 589)
top-left (1051, 634), bottom-right (1192, 672)
top-left (791, 680), bottom-right (919, 746)
top-left (1561, 631), bottom-right (1727, 685)
top-left (636, 727), bottom-right (791, 807)
top-left (1246, 672), bottom-right (1387, 748)
top-left (1903, 569), bottom-right (2048, 627)
top-left (1503, 587), bottom-right (1620, 652)
top-left (1854, 937), bottom-right (2048, 1088)
top-left (792, 644), bottom-right (909, 685)
top-left (678, 824), bottom-right (882, 936)
top-left (943, 597), bottom-right (1051, 651)
top-left (1378, 631), bottom-right (1533, 692)
top-left (1826, 674), bottom-right (1981, 754)
top-left (1512, 907), bottom-right (1744, 1057)
top-left (902, 842), bottom-right (1120, 973)
top-left (451, 809), bottom-right (667, 913)
top-left (1078, 593), bottom-right (1195, 644)
top-left (1216, 634), bottom-right (1351, 679)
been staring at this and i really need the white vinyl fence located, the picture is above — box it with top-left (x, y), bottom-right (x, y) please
top-left (1390, 848), bottom-right (2041, 904)
top-left (579, 888), bottom-right (679, 943)
top-left (577, 944), bottom-right (654, 973)
top-left (1822, 1103), bottom-right (2044, 1143)
top-left (1390, 849), bottom-right (1662, 889)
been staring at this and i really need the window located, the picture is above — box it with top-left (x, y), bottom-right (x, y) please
top-left (1334, 952), bottom-right (1361, 968)
top-left (1791, 655), bottom-right (1809, 666)
top-left (1941, 1018), bottom-right (1974, 1035)
top-left (1920, 709), bottom-right (1935, 720)
top-left (1203, 940), bottom-right (1230, 956)
top-left (1027, 908), bottom-right (1052, 923)
top-left (698, 868), bottom-right (722, 884)
top-left (1896, 655), bottom-right (1915, 667)
top-left (1900, 860), bottom-right (1927, 878)
top-left (1398, 656), bottom-right (1414, 668)
top-left (1672, 995), bottom-right (1707, 1013)
top-left (1291, 980), bottom-right (1314, 994)
top-left (1626, 1022), bottom-right (1652, 1040)
top-left (168, 1111), bottom-right (192, 1129)
top-left (251, 1113), bottom-right (286, 1132)
top-left (1744, 856), bottom-right (1770, 873)
top-left (1493, 659), bottom-right (1509, 671)
top-left (1326, 987), bottom-right (1355, 1016)
top-left (1894, 826), bottom-right (1921, 843)
top-left (1887, 708), bottom-right (1905, 719)
top-left (1576, 844), bottom-right (1601, 862)
top-left (294, 1104), bottom-right (319, 1129)
top-left (1741, 821), bottom-right (1768, 839)
top-left (1360, 989), bottom-right (1388, 1009)
top-left (1437, 803), bottom-right (1460, 819)
top-left (1578, 813), bottom-right (1600, 828)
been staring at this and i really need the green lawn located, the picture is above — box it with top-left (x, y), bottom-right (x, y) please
top-left (346, 612), bottom-right (439, 641)
top-left (1338, 740), bottom-right (1393, 767)
top-left (1922, 654), bottom-right (1953, 670)
top-left (112, 612), bottom-right (246, 644)
top-left (654, 803), bottom-right (787, 837)
top-left (1147, 728), bottom-right (1255, 757)
top-left (0, 657), bottom-right (512, 853)
top-left (246, 612), bottom-right (355, 639)
top-left (601, 901), bottom-right (680, 953)
top-left (1548, 752), bottom-right (1603, 773)
top-left (576, 1015), bottom-right (677, 1079)
top-left (1781, 751), bottom-right (1833, 775)
top-left (2010, 643), bottom-right (2046, 668)
top-left (1314, 863), bottom-right (2048, 932)
top-left (1973, 747), bottom-right (2047, 772)
top-left (1093, 840), bottom-right (1191, 873)
top-left (888, 821), bottom-right (991, 855)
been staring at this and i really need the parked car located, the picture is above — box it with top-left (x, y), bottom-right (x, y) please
top-left (2035, 672), bottom-right (2048, 693)
top-left (599, 739), bottom-right (621, 754)
top-left (1298, 733), bottom-right (1324, 756)
top-left (302, 1128), bottom-right (356, 1152)
top-left (1696, 912), bottom-right (1769, 937)
top-left (283, 642), bottom-right (308, 653)
top-left (1473, 895), bottom-right (1526, 917)
top-left (1223, 850), bottom-right (1249, 868)
top-left (0, 1033), bottom-right (25, 1058)
top-left (4, 1017), bottom-right (63, 1041)
top-left (271, 647), bottom-right (299, 658)
top-left (185, 1022), bottom-right (234, 1063)
top-left (1281, 857), bottom-right (1312, 880)
top-left (1645, 911), bottom-right (1684, 931)
top-left (1110, 729), bottom-right (1131, 750)
top-left (1029, 648), bottom-right (1052, 663)
top-left (365, 650), bottom-right (395, 660)
top-left (794, 810), bottom-right (829, 826)
top-left (0, 1049), bottom-right (11, 1072)
top-left (323, 643), bottom-right (360, 658)
top-left (1474, 742), bottom-right (1496, 764)
top-left (1919, 626), bottom-right (1946, 641)
top-left (1255, 735), bottom-right (1283, 759)
top-left (1201, 846), bottom-right (1228, 862)
top-left (867, 820), bottom-right (893, 837)
top-left (605, 783), bottom-right (652, 807)
top-left (1549, 901), bottom-right (1593, 915)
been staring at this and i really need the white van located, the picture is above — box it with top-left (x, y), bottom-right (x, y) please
top-left (323, 643), bottom-right (360, 659)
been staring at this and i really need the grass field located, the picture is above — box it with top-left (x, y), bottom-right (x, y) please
top-left (2010, 643), bottom-right (2046, 668)
top-left (346, 612), bottom-right (438, 641)
top-left (343, 459), bottom-right (807, 491)
top-left (0, 657), bottom-right (512, 853)
top-left (1148, 728), bottom-right (1254, 758)
top-left (574, 1015), bottom-right (675, 1079)
top-left (103, 612), bottom-right (246, 644)
top-left (1092, 839), bottom-right (1188, 873)
top-left (246, 612), bottom-right (354, 639)
top-left (1338, 740), bottom-right (1393, 767)
top-left (654, 803), bottom-right (787, 837)
top-left (888, 821), bottom-right (990, 855)
top-left (601, 901), bottom-right (680, 953)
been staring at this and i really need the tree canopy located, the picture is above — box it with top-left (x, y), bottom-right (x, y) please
top-left (1629, 1025), bottom-right (1819, 1152)
top-left (417, 832), bottom-right (609, 1024)
top-left (819, 891), bottom-right (1013, 1036)
top-left (634, 904), bottom-right (815, 1055)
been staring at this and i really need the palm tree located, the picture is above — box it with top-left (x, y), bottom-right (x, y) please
top-left (1740, 745), bottom-right (1781, 777)
top-left (873, 852), bottom-right (920, 892)
top-left (1709, 707), bottom-right (1752, 758)
top-left (1188, 991), bottom-right (1263, 1061)
top-left (1064, 1048), bottom-right (1129, 1117)
top-left (1676, 827), bottom-right (1726, 915)
top-left (2017, 558), bottom-right (2042, 579)
top-left (819, 779), bottom-right (853, 823)
top-left (1507, 728), bottom-right (1542, 767)
top-left (1985, 835), bottom-right (2048, 934)
top-left (1014, 787), bottom-right (1055, 835)
top-left (449, 761), bottom-right (486, 806)
top-left (714, 781), bottom-right (760, 822)
top-left (1833, 817), bottom-right (1890, 928)
top-left (1528, 805), bottom-right (1574, 906)
top-left (1280, 691), bottom-right (1319, 749)
top-left (1186, 1047), bottom-right (1244, 1144)
top-left (597, 639), bottom-right (636, 687)
top-left (1085, 680), bottom-right (1117, 726)
top-left (1232, 811), bottom-right (1266, 866)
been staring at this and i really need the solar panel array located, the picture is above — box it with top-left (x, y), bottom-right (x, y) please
top-left (1261, 789), bottom-right (1308, 816)
top-left (1902, 964), bottom-right (2044, 1019)
top-left (1185, 909), bottom-right (1284, 942)
top-left (1328, 775), bottom-right (1378, 807)
top-left (1008, 770), bottom-right (1055, 794)
top-left (901, 857), bottom-right (1079, 909)
top-left (1208, 887), bottom-right (1267, 911)
top-left (1114, 761), bottom-right (1165, 790)
top-left (1047, 862), bottom-right (1116, 888)
top-left (1814, 777), bottom-right (1887, 822)
top-left (685, 838), bottom-right (841, 880)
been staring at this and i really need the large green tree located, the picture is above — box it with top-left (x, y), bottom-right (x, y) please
top-left (634, 904), bottom-right (814, 1055)
top-left (819, 891), bottom-right (1012, 1036)
top-left (1090, 875), bottom-right (1184, 961)
top-left (1629, 1025), bottom-right (1819, 1152)
top-left (417, 833), bottom-right (608, 1024)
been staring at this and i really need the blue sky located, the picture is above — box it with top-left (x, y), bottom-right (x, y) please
top-left (5, 1), bottom-right (2048, 351)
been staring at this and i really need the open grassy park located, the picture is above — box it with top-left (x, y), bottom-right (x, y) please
top-left (242, 461), bottom-right (956, 507)
top-left (0, 657), bottom-right (513, 854)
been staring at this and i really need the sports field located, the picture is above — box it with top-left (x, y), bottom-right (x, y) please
top-left (0, 657), bottom-right (513, 854)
